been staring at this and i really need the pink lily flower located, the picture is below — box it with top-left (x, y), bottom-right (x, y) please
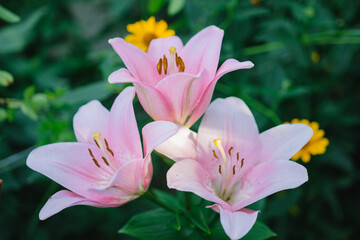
top-left (156, 97), bottom-right (313, 239)
top-left (108, 26), bottom-right (254, 127)
top-left (27, 87), bottom-right (177, 220)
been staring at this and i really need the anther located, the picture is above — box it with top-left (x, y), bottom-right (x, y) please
top-left (236, 152), bottom-right (240, 161)
top-left (218, 165), bottom-right (222, 174)
top-left (163, 55), bottom-right (168, 74)
top-left (104, 138), bottom-right (114, 156)
top-left (212, 149), bottom-right (219, 159)
top-left (241, 158), bottom-right (244, 168)
top-left (233, 165), bottom-right (236, 175)
top-left (157, 58), bottom-right (162, 75)
top-left (94, 139), bottom-right (100, 148)
top-left (175, 53), bottom-right (179, 67)
top-left (102, 157), bottom-right (109, 166)
top-left (177, 56), bottom-right (185, 72)
top-left (228, 147), bottom-right (233, 156)
top-left (88, 148), bottom-right (100, 168)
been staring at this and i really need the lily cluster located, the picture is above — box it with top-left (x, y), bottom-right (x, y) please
top-left (27, 24), bottom-right (313, 239)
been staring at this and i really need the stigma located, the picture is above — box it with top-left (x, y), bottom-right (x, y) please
top-left (213, 138), bottom-right (227, 165)
top-left (156, 46), bottom-right (185, 75)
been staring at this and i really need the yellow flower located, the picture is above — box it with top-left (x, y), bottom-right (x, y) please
top-left (125, 16), bottom-right (175, 52)
top-left (287, 119), bottom-right (329, 163)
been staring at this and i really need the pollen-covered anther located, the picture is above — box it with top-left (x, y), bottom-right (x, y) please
top-left (163, 55), bottom-right (168, 74)
top-left (176, 55), bottom-right (185, 72)
top-left (157, 58), bottom-right (162, 74)
top-left (88, 148), bottom-right (100, 168)
top-left (228, 147), bottom-right (233, 156)
top-left (218, 165), bottom-right (222, 174)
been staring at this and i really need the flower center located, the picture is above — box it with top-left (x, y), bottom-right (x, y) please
top-left (212, 138), bottom-right (245, 201)
top-left (156, 46), bottom-right (185, 75)
top-left (88, 132), bottom-right (115, 169)
top-left (142, 33), bottom-right (157, 47)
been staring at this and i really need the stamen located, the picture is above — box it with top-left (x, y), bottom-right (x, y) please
top-left (88, 148), bottom-right (100, 168)
top-left (163, 55), bottom-right (168, 74)
top-left (104, 138), bottom-right (114, 156)
top-left (94, 139), bottom-right (100, 148)
top-left (157, 58), bottom-right (162, 75)
top-left (232, 165), bottom-right (236, 175)
top-left (236, 152), bottom-right (240, 161)
top-left (218, 165), bottom-right (222, 174)
top-left (212, 149), bottom-right (219, 159)
top-left (102, 157), bottom-right (110, 166)
top-left (175, 53), bottom-right (179, 67)
top-left (241, 158), bottom-right (244, 168)
top-left (168, 47), bottom-right (176, 74)
top-left (228, 147), bottom-right (233, 156)
top-left (177, 56), bottom-right (185, 72)
top-left (213, 138), bottom-right (227, 165)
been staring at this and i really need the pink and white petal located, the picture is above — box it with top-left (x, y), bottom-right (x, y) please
top-left (260, 123), bottom-right (313, 163)
top-left (212, 205), bottom-right (259, 240)
top-left (142, 121), bottom-right (178, 158)
top-left (214, 59), bottom-right (254, 82)
top-left (109, 38), bottom-right (160, 85)
top-left (180, 26), bottom-right (224, 78)
top-left (109, 87), bottom-right (143, 162)
top-left (134, 82), bottom-right (174, 122)
top-left (27, 143), bottom-right (106, 199)
top-left (156, 71), bottom-right (208, 124)
top-left (167, 159), bottom-right (227, 205)
top-left (39, 190), bottom-right (119, 220)
top-left (232, 160), bottom-right (308, 210)
top-left (108, 68), bottom-right (137, 84)
top-left (73, 100), bottom-right (110, 144)
top-left (197, 97), bottom-right (260, 169)
top-left (148, 36), bottom-right (184, 60)
top-left (155, 125), bottom-right (198, 162)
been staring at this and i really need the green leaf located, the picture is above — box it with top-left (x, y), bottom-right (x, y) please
top-left (168, 0), bottom-right (186, 16)
top-left (185, 207), bottom-right (211, 234)
top-left (0, 70), bottom-right (14, 87)
top-left (119, 208), bottom-right (190, 240)
top-left (148, 0), bottom-right (166, 15)
top-left (0, 108), bottom-right (7, 122)
top-left (0, 4), bottom-right (20, 23)
top-left (24, 86), bottom-right (36, 101)
top-left (242, 222), bottom-right (277, 240)
top-left (0, 7), bottom-right (47, 54)
top-left (235, 7), bottom-right (270, 22)
top-left (152, 189), bottom-right (185, 211)
top-left (20, 102), bottom-right (38, 120)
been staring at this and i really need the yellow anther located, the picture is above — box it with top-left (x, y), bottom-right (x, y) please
top-left (157, 58), bottom-right (162, 74)
top-left (213, 139), bottom-right (227, 165)
top-left (163, 55), bottom-right (168, 74)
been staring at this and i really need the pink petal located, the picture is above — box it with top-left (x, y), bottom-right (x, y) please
top-left (108, 68), bottom-right (137, 84)
top-left (148, 36), bottom-right (184, 61)
top-left (197, 97), bottom-right (260, 174)
top-left (214, 59), bottom-right (254, 82)
top-left (109, 38), bottom-right (160, 85)
top-left (180, 26), bottom-right (224, 77)
top-left (212, 205), bottom-right (259, 240)
top-left (133, 82), bottom-right (174, 121)
top-left (109, 87), bottom-right (143, 162)
top-left (73, 100), bottom-right (109, 144)
top-left (142, 121), bottom-right (178, 158)
top-left (26, 143), bottom-right (106, 199)
top-left (260, 123), bottom-right (313, 162)
top-left (167, 159), bottom-right (227, 205)
top-left (155, 125), bottom-right (198, 162)
top-left (232, 160), bottom-right (308, 210)
top-left (39, 190), bottom-right (119, 220)
top-left (156, 71), bottom-right (209, 124)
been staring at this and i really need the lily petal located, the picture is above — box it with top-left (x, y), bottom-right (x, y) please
top-left (142, 120), bottom-right (178, 159)
top-left (232, 160), bottom-right (308, 210)
top-left (180, 26), bottom-right (224, 78)
top-left (26, 143), bottom-right (106, 199)
top-left (148, 36), bottom-right (184, 61)
top-left (156, 71), bottom-right (208, 124)
top-left (167, 159), bottom-right (227, 205)
top-left (73, 100), bottom-right (109, 144)
top-left (214, 59), bottom-right (254, 82)
top-left (133, 82), bottom-right (174, 121)
top-left (39, 190), bottom-right (119, 220)
top-left (197, 97), bottom-right (260, 172)
top-left (212, 204), bottom-right (259, 240)
top-left (109, 37), bottom-right (160, 85)
top-left (260, 123), bottom-right (313, 162)
top-left (108, 68), bottom-right (137, 84)
top-left (155, 125), bottom-right (198, 162)
top-left (109, 87), bottom-right (143, 162)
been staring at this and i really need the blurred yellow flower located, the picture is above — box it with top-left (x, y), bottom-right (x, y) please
top-left (125, 16), bottom-right (175, 52)
top-left (287, 119), bottom-right (329, 163)
top-left (311, 51), bottom-right (320, 63)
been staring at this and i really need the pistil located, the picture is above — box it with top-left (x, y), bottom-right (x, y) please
top-left (168, 47), bottom-right (176, 74)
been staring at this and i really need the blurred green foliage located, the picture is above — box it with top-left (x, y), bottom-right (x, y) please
top-left (0, 0), bottom-right (359, 239)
